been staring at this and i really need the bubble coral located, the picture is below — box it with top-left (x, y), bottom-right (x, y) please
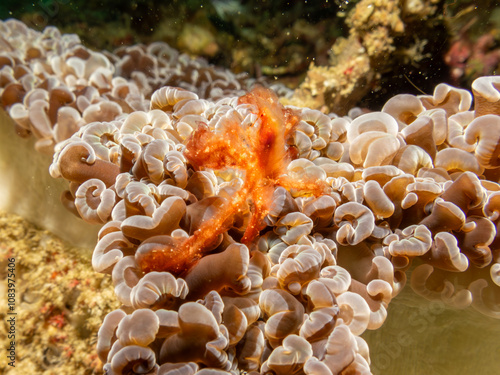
top-left (42, 75), bottom-right (500, 373)
top-left (4, 19), bottom-right (500, 375)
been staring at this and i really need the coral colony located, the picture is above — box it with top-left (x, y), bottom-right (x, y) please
top-left (1, 18), bottom-right (500, 375)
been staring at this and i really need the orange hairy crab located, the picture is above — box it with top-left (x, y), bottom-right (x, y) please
top-left (137, 87), bottom-right (329, 274)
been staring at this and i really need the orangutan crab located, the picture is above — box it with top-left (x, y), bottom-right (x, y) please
top-left (137, 86), bottom-right (330, 274)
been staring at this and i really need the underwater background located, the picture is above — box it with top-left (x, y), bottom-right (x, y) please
top-left (1, 1), bottom-right (500, 374)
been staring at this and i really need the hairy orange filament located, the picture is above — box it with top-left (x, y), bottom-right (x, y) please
top-left (139, 86), bottom-right (330, 274)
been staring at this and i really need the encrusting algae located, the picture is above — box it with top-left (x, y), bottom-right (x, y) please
top-left (284, 0), bottom-right (446, 114)
top-left (0, 211), bottom-right (118, 375)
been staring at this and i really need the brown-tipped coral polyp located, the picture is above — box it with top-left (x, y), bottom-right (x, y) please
top-left (137, 86), bottom-right (329, 274)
